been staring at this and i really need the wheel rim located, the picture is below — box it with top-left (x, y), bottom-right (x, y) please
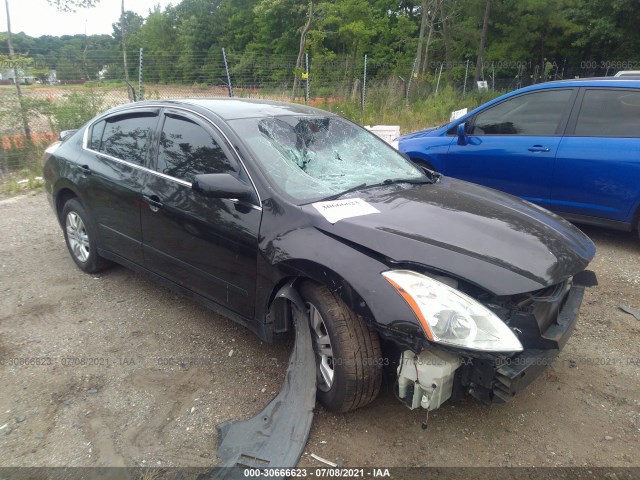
top-left (66, 211), bottom-right (90, 263)
top-left (308, 303), bottom-right (334, 392)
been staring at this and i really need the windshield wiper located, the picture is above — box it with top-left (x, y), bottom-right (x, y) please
top-left (319, 177), bottom-right (433, 202)
top-left (320, 182), bottom-right (369, 201)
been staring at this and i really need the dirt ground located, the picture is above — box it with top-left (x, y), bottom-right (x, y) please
top-left (0, 192), bottom-right (639, 469)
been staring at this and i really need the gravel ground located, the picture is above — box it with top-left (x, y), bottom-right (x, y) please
top-left (0, 192), bottom-right (639, 469)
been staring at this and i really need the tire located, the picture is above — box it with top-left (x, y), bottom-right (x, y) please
top-left (300, 282), bottom-right (382, 412)
top-left (61, 198), bottom-right (110, 273)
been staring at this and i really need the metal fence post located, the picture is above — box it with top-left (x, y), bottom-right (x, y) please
top-left (305, 53), bottom-right (310, 105)
top-left (362, 54), bottom-right (367, 112)
top-left (222, 48), bottom-right (233, 97)
top-left (435, 63), bottom-right (443, 96)
top-left (138, 48), bottom-right (143, 101)
top-left (463, 59), bottom-right (469, 97)
top-left (492, 61), bottom-right (495, 91)
top-left (406, 57), bottom-right (416, 104)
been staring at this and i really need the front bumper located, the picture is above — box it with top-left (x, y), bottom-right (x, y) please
top-left (458, 284), bottom-right (585, 405)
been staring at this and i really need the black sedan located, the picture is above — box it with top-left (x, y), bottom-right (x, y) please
top-left (44, 99), bottom-right (596, 413)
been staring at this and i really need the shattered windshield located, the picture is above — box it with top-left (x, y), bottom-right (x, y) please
top-left (229, 115), bottom-right (424, 203)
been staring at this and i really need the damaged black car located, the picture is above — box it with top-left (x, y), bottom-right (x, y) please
top-left (43, 99), bottom-right (596, 413)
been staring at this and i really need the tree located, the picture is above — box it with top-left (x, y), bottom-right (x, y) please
top-left (292, 1), bottom-right (315, 99)
top-left (133, 6), bottom-right (179, 83)
top-left (120, 0), bottom-right (129, 89)
top-left (439, 0), bottom-right (452, 80)
top-left (473, 0), bottom-right (491, 86)
top-left (4, 0), bottom-right (32, 145)
top-left (47, 0), bottom-right (100, 12)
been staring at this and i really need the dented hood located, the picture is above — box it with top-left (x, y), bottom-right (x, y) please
top-left (301, 177), bottom-right (595, 296)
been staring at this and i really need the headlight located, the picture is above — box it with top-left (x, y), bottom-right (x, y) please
top-left (382, 270), bottom-right (523, 352)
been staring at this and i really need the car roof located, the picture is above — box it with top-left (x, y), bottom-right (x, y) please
top-left (614, 70), bottom-right (640, 77)
top-left (514, 77), bottom-right (640, 91)
top-left (108, 97), bottom-right (334, 121)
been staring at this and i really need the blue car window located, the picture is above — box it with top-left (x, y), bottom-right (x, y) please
top-left (471, 89), bottom-right (573, 136)
top-left (574, 89), bottom-right (640, 138)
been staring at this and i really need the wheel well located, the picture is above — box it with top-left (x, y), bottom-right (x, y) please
top-left (266, 274), bottom-right (378, 335)
top-left (55, 188), bottom-right (78, 223)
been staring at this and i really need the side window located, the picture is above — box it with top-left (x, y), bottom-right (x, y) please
top-left (574, 89), bottom-right (640, 138)
top-left (99, 113), bottom-right (158, 165)
top-left (471, 89), bottom-right (573, 136)
top-left (157, 115), bottom-right (238, 182)
top-left (89, 120), bottom-right (105, 150)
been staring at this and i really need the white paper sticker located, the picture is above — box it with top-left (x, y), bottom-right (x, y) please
top-left (312, 198), bottom-right (380, 224)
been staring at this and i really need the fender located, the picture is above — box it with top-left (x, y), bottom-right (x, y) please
top-left (258, 225), bottom-right (427, 351)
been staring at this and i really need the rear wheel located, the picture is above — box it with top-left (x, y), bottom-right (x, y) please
top-left (300, 282), bottom-right (382, 412)
top-left (61, 198), bottom-right (110, 273)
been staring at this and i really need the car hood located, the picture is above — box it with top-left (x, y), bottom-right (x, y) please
top-left (301, 177), bottom-right (595, 296)
top-left (397, 125), bottom-right (442, 141)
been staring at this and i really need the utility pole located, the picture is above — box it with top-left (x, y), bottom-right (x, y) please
top-left (120, 0), bottom-right (131, 98)
top-left (4, 0), bottom-right (32, 144)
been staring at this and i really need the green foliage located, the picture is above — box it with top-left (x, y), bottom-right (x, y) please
top-left (323, 79), bottom-right (502, 134)
top-left (47, 91), bottom-right (105, 132)
top-left (3, 0), bottom-right (639, 87)
top-left (46, 0), bottom-right (100, 12)
top-left (0, 172), bottom-right (45, 196)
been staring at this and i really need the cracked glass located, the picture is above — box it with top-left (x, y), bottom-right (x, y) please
top-left (230, 115), bottom-right (423, 203)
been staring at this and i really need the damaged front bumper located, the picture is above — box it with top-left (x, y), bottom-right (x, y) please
top-left (397, 284), bottom-right (586, 410)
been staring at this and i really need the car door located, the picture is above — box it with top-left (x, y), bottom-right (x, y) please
top-left (553, 87), bottom-right (640, 223)
top-left (81, 109), bottom-right (160, 265)
top-left (140, 109), bottom-right (262, 318)
top-left (444, 89), bottom-right (577, 209)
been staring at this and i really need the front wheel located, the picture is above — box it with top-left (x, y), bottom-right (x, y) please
top-left (300, 282), bottom-right (382, 412)
top-left (61, 198), bottom-right (110, 273)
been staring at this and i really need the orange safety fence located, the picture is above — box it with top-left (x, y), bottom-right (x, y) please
top-left (1, 132), bottom-right (58, 151)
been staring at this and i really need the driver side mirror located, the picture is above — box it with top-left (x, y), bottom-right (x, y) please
top-left (457, 122), bottom-right (468, 146)
top-left (192, 173), bottom-right (253, 201)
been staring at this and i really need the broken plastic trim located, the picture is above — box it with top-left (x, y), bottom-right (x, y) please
top-left (200, 299), bottom-right (316, 480)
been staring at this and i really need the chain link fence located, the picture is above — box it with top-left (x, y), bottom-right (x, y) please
top-left (0, 48), bottom-right (634, 181)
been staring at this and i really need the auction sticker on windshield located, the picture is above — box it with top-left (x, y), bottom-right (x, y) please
top-left (312, 198), bottom-right (380, 224)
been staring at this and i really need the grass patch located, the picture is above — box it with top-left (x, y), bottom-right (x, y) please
top-left (315, 80), bottom-right (504, 133)
top-left (0, 172), bottom-right (45, 197)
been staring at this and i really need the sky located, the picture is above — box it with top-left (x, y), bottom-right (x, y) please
top-left (1, 0), bottom-right (177, 37)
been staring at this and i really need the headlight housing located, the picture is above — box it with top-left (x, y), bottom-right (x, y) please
top-left (383, 270), bottom-right (523, 352)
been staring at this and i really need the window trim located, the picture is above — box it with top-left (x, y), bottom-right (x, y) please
top-left (82, 104), bottom-right (262, 208)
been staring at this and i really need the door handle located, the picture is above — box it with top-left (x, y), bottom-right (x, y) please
top-left (528, 145), bottom-right (551, 153)
top-left (143, 194), bottom-right (163, 212)
top-left (78, 164), bottom-right (92, 175)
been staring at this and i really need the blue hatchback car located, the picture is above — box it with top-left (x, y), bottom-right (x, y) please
top-left (398, 79), bottom-right (640, 238)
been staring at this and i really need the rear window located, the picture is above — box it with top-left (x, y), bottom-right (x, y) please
top-left (93, 112), bottom-right (158, 165)
top-left (573, 89), bottom-right (640, 138)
